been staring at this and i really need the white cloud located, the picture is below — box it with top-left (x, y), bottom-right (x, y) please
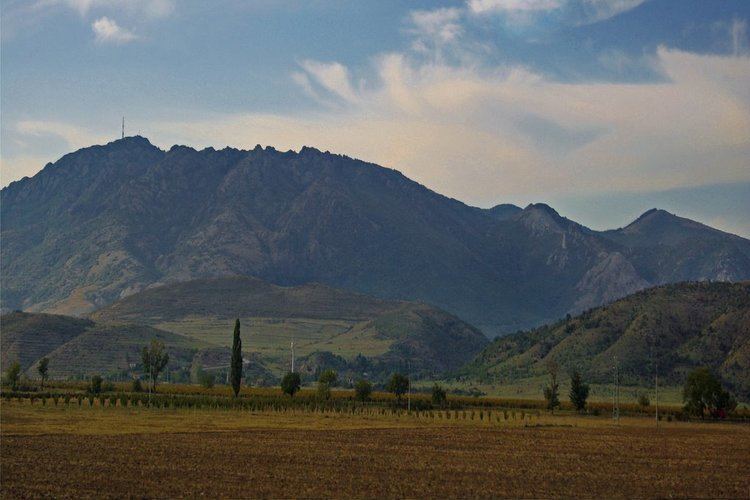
top-left (40, 0), bottom-right (174, 19)
top-left (91, 16), bottom-right (137, 43)
top-left (576, 0), bottom-right (646, 24)
top-left (409, 8), bottom-right (463, 43)
top-left (135, 47), bottom-right (750, 207)
top-left (468, 0), bottom-right (562, 13)
top-left (297, 60), bottom-right (360, 105)
top-left (467, 0), bottom-right (646, 25)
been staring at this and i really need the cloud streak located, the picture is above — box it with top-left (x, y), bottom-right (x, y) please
top-left (91, 16), bottom-right (137, 43)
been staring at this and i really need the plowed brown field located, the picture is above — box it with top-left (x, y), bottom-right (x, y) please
top-left (2, 405), bottom-right (749, 498)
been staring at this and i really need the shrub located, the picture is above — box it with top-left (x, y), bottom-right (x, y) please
top-left (142, 339), bottom-right (169, 393)
top-left (37, 357), bottom-right (50, 389)
top-left (683, 367), bottom-right (737, 419)
top-left (281, 372), bottom-right (301, 397)
top-left (543, 362), bottom-right (560, 413)
top-left (316, 369), bottom-right (337, 401)
top-left (387, 373), bottom-right (409, 405)
top-left (354, 379), bottom-right (372, 402)
top-left (88, 375), bottom-right (103, 395)
top-left (568, 371), bottom-right (590, 412)
top-left (197, 370), bottom-right (215, 389)
top-left (132, 378), bottom-right (144, 392)
top-left (636, 393), bottom-right (650, 410)
top-left (431, 384), bottom-right (447, 407)
top-left (3, 361), bottom-right (21, 391)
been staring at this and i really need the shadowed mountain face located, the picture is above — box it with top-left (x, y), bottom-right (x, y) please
top-left (2, 137), bottom-right (750, 335)
top-left (459, 282), bottom-right (750, 400)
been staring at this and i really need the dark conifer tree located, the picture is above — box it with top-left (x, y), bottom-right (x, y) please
top-left (230, 318), bottom-right (242, 397)
top-left (569, 370), bottom-right (590, 412)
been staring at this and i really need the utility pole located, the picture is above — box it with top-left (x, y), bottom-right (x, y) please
top-left (121, 117), bottom-right (125, 139)
top-left (655, 358), bottom-right (659, 428)
top-left (407, 360), bottom-right (411, 412)
top-left (613, 356), bottom-right (619, 424)
top-left (290, 339), bottom-right (295, 373)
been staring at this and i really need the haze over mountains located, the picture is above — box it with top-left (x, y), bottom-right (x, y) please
top-left (2, 137), bottom-right (749, 335)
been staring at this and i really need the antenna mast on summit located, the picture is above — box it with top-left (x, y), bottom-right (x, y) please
top-left (121, 117), bottom-right (125, 139)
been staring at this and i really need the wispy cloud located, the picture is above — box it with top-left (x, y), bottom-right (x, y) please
top-left (467, 0), bottom-right (647, 25)
top-left (141, 46), bottom-right (750, 207)
top-left (468, 0), bottom-right (563, 14)
top-left (296, 60), bottom-right (360, 105)
top-left (91, 16), bottom-right (137, 43)
top-left (40, 0), bottom-right (174, 19)
top-left (1, 0), bottom-right (173, 41)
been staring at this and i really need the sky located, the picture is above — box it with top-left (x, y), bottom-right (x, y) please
top-left (1, 0), bottom-right (749, 236)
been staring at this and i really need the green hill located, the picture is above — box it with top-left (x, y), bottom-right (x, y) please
top-left (1, 311), bottom-right (93, 371)
top-left (90, 276), bottom-right (489, 379)
top-left (0, 311), bottom-right (210, 380)
top-left (459, 282), bottom-right (750, 400)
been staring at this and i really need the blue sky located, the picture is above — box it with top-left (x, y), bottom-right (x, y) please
top-left (1, 0), bottom-right (749, 236)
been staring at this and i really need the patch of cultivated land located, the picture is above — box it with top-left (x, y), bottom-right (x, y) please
top-left (155, 315), bottom-right (392, 359)
top-left (2, 404), bottom-right (749, 498)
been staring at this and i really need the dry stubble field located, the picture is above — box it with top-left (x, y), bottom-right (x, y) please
top-left (2, 403), bottom-right (749, 498)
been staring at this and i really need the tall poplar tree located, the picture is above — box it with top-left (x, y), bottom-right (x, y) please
top-left (230, 318), bottom-right (242, 397)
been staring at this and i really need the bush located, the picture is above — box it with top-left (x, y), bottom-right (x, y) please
top-left (88, 375), bottom-right (103, 395)
top-left (281, 372), bottom-right (301, 397)
top-left (354, 379), bottom-right (372, 402)
top-left (387, 373), bottom-right (409, 405)
top-left (636, 393), bottom-right (650, 410)
top-left (568, 371), bottom-right (589, 412)
top-left (131, 378), bottom-right (144, 392)
top-left (683, 367), bottom-right (737, 419)
top-left (316, 369), bottom-right (337, 401)
top-left (197, 370), bottom-right (215, 389)
top-left (431, 384), bottom-right (447, 407)
top-left (3, 361), bottom-right (21, 391)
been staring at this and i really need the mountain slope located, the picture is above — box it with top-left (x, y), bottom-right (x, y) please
top-left (1, 311), bottom-right (94, 371)
top-left (90, 276), bottom-right (489, 378)
top-left (601, 209), bottom-right (750, 284)
top-left (3, 137), bottom-right (749, 334)
top-left (459, 282), bottom-right (750, 399)
top-left (0, 311), bottom-right (208, 379)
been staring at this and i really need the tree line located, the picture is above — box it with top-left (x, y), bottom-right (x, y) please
top-left (2, 317), bottom-right (741, 418)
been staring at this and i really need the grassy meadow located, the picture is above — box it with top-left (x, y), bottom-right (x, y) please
top-left (155, 315), bottom-right (393, 372)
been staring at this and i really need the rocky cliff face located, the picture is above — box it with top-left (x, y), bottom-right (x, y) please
top-left (3, 137), bottom-right (749, 334)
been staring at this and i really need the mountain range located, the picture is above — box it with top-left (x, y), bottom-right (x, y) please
top-left (2, 136), bottom-right (749, 335)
